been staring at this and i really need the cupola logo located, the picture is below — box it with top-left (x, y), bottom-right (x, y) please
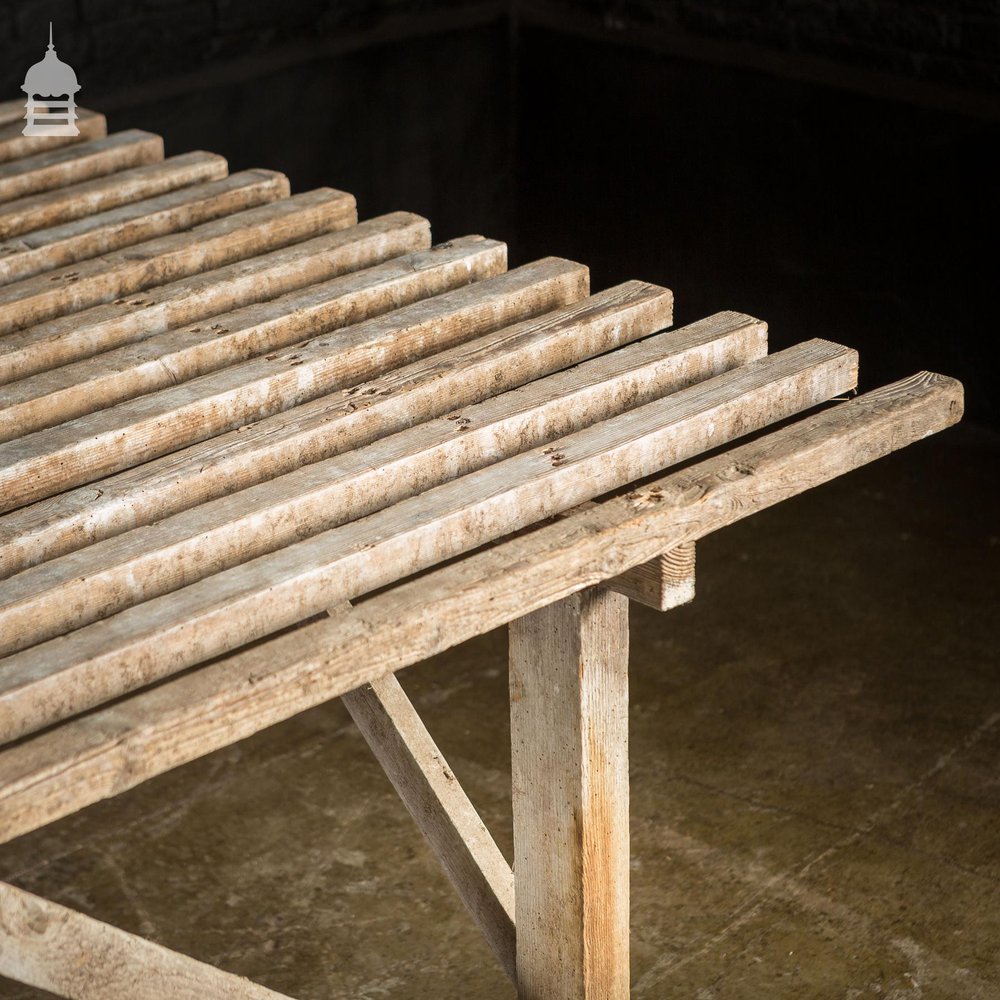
top-left (21, 22), bottom-right (81, 137)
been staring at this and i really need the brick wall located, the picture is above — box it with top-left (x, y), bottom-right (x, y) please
top-left (1, 1), bottom-right (997, 101)
top-left (537, 0), bottom-right (1000, 91)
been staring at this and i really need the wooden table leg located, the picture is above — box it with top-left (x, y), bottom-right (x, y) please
top-left (509, 587), bottom-right (630, 1000)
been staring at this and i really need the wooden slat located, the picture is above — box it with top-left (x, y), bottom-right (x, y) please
top-left (0, 260), bottom-right (592, 573)
top-left (0, 130), bottom-right (164, 203)
top-left (0, 880), bottom-right (293, 1000)
top-left (0, 187), bottom-right (357, 340)
top-left (343, 671), bottom-right (517, 983)
top-left (0, 100), bottom-right (40, 127)
top-left (0, 373), bottom-right (960, 844)
top-left (0, 150), bottom-right (227, 238)
top-left (0, 169), bottom-right (291, 286)
top-left (510, 587), bottom-right (630, 999)
top-left (0, 340), bottom-right (857, 741)
top-left (0, 109), bottom-right (106, 164)
top-left (1, 226), bottom-right (488, 436)
top-left (1, 303), bottom-right (759, 650)
top-left (0, 198), bottom-right (368, 384)
top-left (0, 236), bottom-right (507, 509)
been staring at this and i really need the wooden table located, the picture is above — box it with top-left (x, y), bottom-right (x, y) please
top-left (0, 103), bottom-right (963, 999)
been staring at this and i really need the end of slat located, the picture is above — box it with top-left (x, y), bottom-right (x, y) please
top-left (535, 256), bottom-right (590, 296)
top-left (245, 168), bottom-right (292, 199)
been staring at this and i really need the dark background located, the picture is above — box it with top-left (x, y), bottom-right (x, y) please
top-left (2, 0), bottom-right (997, 425)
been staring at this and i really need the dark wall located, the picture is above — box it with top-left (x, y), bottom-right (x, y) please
top-left (2, 1), bottom-right (997, 423)
top-left (513, 25), bottom-right (1000, 423)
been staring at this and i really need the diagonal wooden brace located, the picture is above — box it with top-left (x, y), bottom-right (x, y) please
top-left (0, 880), bottom-right (292, 1000)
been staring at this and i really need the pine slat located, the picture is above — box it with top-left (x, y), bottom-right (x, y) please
top-left (0, 187), bottom-right (358, 340)
top-left (0, 169), bottom-right (291, 286)
top-left (0, 259), bottom-right (592, 574)
top-left (0, 236), bottom-right (508, 510)
top-left (0, 373), bottom-right (961, 842)
top-left (0, 214), bottom-right (438, 441)
top-left (0, 100), bottom-right (39, 127)
top-left (0, 150), bottom-right (227, 238)
top-left (0, 130), bottom-right (164, 203)
top-left (4, 301), bottom-right (768, 651)
top-left (0, 109), bottom-right (107, 164)
top-left (0, 340), bottom-right (857, 741)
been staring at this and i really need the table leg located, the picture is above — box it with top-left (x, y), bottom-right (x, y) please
top-left (509, 586), bottom-right (630, 1000)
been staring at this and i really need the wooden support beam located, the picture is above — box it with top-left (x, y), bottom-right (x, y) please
top-left (510, 587), bottom-right (631, 999)
top-left (0, 260), bottom-right (590, 573)
top-left (343, 671), bottom-right (517, 983)
top-left (608, 541), bottom-right (696, 610)
top-left (0, 373), bottom-right (962, 843)
top-left (0, 150), bottom-right (227, 239)
top-left (0, 130), bottom-right (164, 203)
top-left (0, 191), bottom-right (358, 340)
top-left (0, 880), bottom-right (294, 1000)
top-left (0, 109), bottom-right (106, 163)
top-left (564, 502), bottom-right (696, 610)
top-left (0, 170), bottom-right (291, 286)
top-left (0, 339), bottom-right (856, 739)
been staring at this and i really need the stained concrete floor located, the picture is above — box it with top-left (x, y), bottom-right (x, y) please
top-left (0, 423), bottom-right (997, 999)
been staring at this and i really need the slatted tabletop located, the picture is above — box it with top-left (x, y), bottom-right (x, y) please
top-left (0, 108), bottom-right (963, 999)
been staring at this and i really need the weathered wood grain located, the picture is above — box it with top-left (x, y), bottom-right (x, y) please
top-left (0, 304), bottom-right (755, 649)
top-left (0, 187), bottom-right (357, 340)
top-left (0, 169), bottom-right (292, 286)
top-left (0, 373), bottom-right (962, 842)
top-left (510, 587), bottom-right (630, 999)
top-left (563, 502), bottom-right (696, 609)
top-left (343, 671), bottom-right (516, 983)
top-left (0, 150), bottom-right (227, 239)
top-left (0, 130), bottom-right (163, 204)
top-left (607, 541), bottom-right (696, 610)
top-left (0, 260), bottom-right (592, 572)
top-left (0, 881), bottom-right (293, 1000)
top-left (0, 340), bottom-right (857, 740)
top-left (0, 100), bottom-right (40, 127)
top-left (0, 222), bottom-right (447, 437)
top-left (0, 109), bottom-right (106, 164)
top-left (0, 236), bottom-right (508, 510)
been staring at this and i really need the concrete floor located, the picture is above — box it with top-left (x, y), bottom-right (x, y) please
top-left (1, 423), bottom-right (997, 999)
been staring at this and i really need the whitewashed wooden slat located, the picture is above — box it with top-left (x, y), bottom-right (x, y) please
top-left (0, 259), bottom-right (592, 573)
top-left (0, 236), bottom-right (507, 510)
top-left (0, 187), bottom-right (357, 339)
top-left (0, 169), bottom-right (293, 286)
top-left (1, 304), bottom-right (757, 649)
top-left (0, 339), bottom-right (858, 740)
top-left (0, 109), bottom-right (106, 164)
top-left (0, 130), bottom-right (164, 203)
top-left (0, 150), bottom-right (227, 239)
top-left (0, 223), bottom-right (447, 437)
top-left (0, 100), bottom-right (40, 127)
top-left (0, 373), bottom-right (961, 843)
